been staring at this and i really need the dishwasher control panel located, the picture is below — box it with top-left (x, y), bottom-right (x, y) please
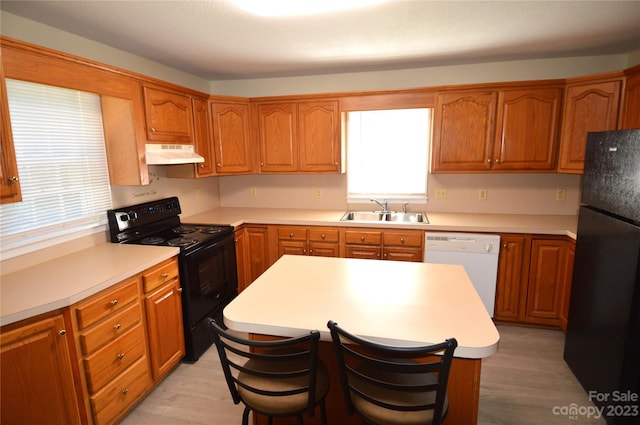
top-left (425, 232), bottom-right (501, 254)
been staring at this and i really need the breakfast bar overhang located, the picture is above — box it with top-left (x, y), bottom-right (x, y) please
top-left (224, 255), bottom-right (500, 425)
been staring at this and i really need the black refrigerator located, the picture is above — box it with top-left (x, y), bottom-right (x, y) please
top-left (564, 129), bottom-right (640, 425)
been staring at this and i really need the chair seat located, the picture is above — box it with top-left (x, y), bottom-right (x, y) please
top-left (238, 350), bottom-right (330, 415)
top-left (350, 365), bottom-right (448, 425)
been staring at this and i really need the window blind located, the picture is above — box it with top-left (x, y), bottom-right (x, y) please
top-left (1, 79), bottom-right (112, 260)
top-left (346, 108), bottom-right (430, 202)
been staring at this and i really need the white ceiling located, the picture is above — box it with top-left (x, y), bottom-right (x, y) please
top-left (2, 0), bottom-right (640, 81)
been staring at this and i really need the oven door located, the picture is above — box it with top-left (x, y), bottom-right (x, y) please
top-left (179, 232), bottom-right (238, 328)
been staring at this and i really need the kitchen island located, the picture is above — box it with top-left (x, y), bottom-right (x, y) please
top-left (224, 255), bottom-right (500, 425)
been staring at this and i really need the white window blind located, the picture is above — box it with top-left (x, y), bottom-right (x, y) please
top-left (346, 108), bottom-right (430, 202)
top-left (1, 79), bottom-right (112, 260)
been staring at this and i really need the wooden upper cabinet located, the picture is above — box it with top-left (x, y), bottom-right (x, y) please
top-left (621, 64), bottom-right (640, 130)
top-left (298, 100), bottom-right (341, 172)
top-left (211, 101), bottom-right (254, 174)
top-left (142, 85), bottom-right (193, 143)
top-left (558, 75), bottom-right (622, 173)
top-left (191, 97), bottom-right (215, 177)
top-left (431, 91), bottom-right (497, 172)
top-left (493, 86), bottom-right (562, 171)
top-left (1, 65), bottom-right (22, 204)
top-left (256, 102), bottom-right (298, 172)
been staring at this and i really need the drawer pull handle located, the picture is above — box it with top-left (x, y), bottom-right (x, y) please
top-left (161, 272), bottom-right (169, 279)
top-left (289, 232), bottom-right (294, 238)
top-left (58, 329), bottom-right (67, 336)
top-left (117, 353), bottom-right (125, 360)
top-left (321, 234), bottom-right (326, 239)
top-left (114, 323), bottom-right (122, 330)
top-left (110, 299), bottom-right (118, 306)
top-left (400, 238), bottom-right (405, 244)
top-left (360, 236), bottom-right (365, 241)
top-left (122, 388), bottom-right (129, 396)
top-left (178, 287), bottom-right (183, 293)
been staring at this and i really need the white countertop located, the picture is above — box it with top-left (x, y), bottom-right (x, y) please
top-left (224, 255), bottom-right (500, 359)
top-left (185, 207), bottom-right (578, 238)
top-left (0, 243), bottom-right (179, 326)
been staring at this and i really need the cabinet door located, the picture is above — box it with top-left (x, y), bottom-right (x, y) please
top-left (257, 102), bottom-right (297, 172)
top-left (494, 234), bottom-right (530, 321)
top-left (621, 65), bottom-right (640, 129)
top-left (210, 101), bottom-right (254, 174)
top-left (558, 79), bottom-right (622, 173)
top-left (246, 225), bottom-right (275, 283)
top-left (309, 242), bottom-right (340, 257)
top-left (145, 279), bottom-right (185, 380)
top-left (298, 100), bottom-right (341, 172)
top-left (1, 312), bottom-right (82, 425)
top-left (142, 85), bottom-right (193, 143)
top-left (278, 240), bottom-right (308, 256)
top-left (192, 98), bottom-right (215, 177)
top-left (431, 91), bottom-right (497, 172)
top-left (1, 65), bottom-right (21, 203)
top-left (234, 228), bottom-right (248, 292)
top-left (559, 239), bottom-right (575, 333)
top-left (383, 247), bottom-right (423, 262)
top-left (525, 238), bottom-right (567, 326)
top-left (345, 244), bottom-right (382, 260)
top-left (494, 87), bottom-right (561, 171)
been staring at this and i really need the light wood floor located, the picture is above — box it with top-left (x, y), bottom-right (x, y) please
top-left (120, 324), bottom-right (605, 425)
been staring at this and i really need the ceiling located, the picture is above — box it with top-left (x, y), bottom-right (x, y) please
top-left (2, 1), bottom-right (640, 81)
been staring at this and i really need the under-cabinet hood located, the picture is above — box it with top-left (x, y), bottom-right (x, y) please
top-left (145, 144), bottom-right (205, 165)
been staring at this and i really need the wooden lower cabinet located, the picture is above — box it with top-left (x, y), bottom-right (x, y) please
top-left (559, 239), bottom-right (576, 332)
top-left (73, 276), bottom-right (153, 425)
top-left (344, 228), bottom-right (424, 262)
top-left (494, 234), bottom-right (574, 328)
top-left (1, 310), bottom-right (82, 425)
top-left (277, 225), bottom-right (340, 258)
top-left (142, 257), bottom-right (185, 380)
top-left (235, 224), bottom-right (278, 292)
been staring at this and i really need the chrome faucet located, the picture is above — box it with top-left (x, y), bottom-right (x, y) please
top-left (370, 198), bottom-right (389, 212)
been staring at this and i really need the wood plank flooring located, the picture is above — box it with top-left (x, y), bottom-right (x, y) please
top-left (120, 325), bottom-right (605, 425)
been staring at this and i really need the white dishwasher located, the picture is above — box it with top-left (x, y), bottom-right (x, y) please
top-left (424, 232), bottom-right (500, 317)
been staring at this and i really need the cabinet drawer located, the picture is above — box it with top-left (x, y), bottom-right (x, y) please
top-left (308, 228), bottom-right (340, 243)
top-left (277, 226), bottom-right (307, 241)
top-left (75, 278), bottom-right (140, 330)
top-left (345, 230), bottom-right (382, 245)
top-left (383, 231), bottom-right (423, 247)
top-left (142, 257), bottom-right (179, 293)
top-left (79, 303), bottom-right (142, 356)
top-left (84, 324), bottom-right (146, 393)
top-left (91, 357), bottom-right (152, 425)
top-left (345, 245), bottom-right (381, 260)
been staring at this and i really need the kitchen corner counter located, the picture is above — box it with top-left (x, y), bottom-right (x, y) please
top-left (184, 207), bottom-right (578, 238)
top-left (0, 243), bottom-right (179, 326)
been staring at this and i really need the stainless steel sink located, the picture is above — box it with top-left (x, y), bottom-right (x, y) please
top-left (340, 211), bottom-right (386, 221)
top-left (383, 212), bottom-right (429, 223)
top-left (340, 211), bottom-right (428, 224)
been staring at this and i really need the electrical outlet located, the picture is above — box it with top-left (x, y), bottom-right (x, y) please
top-left (435, 188), bottom-right (447, 199)
top-left (250, 187), bottom-right (257, 198)
top-left (315, 189), bottom-right (322, 199)
top-left (556, 188), bottom-right (566, 201)
top-left (479, 189), bottom-right (487, 200)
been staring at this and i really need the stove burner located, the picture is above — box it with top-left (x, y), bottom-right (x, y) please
top-left (140, 236), bottom-right (166, 245)
top-left (173, 225), bottom-right (197, 234)
top-left (167, 237), bottom-right (198, 247)
top-left (199, 226), bottom-right (224, 234)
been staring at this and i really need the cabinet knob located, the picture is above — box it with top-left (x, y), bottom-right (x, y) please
top-left (161, 272), bottom-right (169, 279)
top-left (198, 164), bottom-right (205, 168)
top-left (8, 176), bottom-right (19, 183)
top-left (117, 353), bottom-right (125, 360)
top-left (177, 287), bottom-right (183, 293)
top-left (321, 233), bottom-right (326, 239)
top-left (400, 238), bottom-right (405, 244)
top-left (503, 244), bottom-right (507, 248)
top-left (495, 158), bottom-right (500, 163)
top-left (487, 159), bottom-right (491, 163)
top-left (114, 323), bottom-right (122, 330)
top-left (150, 127), bottom-right (156, 133)
top-left (122, 388), bottom-right (129, 396)
top-left (58, 329), bottom-right (67, 336)
top-left (360, 236), bottom-right (365, 241)
top-left (289, 232), bottom-right (294, 238)
top-left (110, 299), bottom-right (118, 306)
top-left (217, 163), bottom-right (221, 167)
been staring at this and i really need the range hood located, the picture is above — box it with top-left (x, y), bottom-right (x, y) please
top-left (145, 144), bottom-right (204, 165)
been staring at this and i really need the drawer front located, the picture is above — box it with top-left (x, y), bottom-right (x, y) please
top-left (75, 278), bottom-right (140, 330)
top-left (79, 303), bottom-right (142, 356)
top-left (383, 231), bottom-right (423, 247)
top-left (142, 257), bottom-right (179, 293)
top-left (345, 245), bottom-right (381, 260)
top-left (84, 324), bottom-right (146, 393)
top-left (277, 226), bottom-right (307, 241)
top-left (345, 230), bottom-right (382, 245)
top-left (308, 227), bottom-right (340, 243)
top-left (91, 357), bottom-right (152, 425)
